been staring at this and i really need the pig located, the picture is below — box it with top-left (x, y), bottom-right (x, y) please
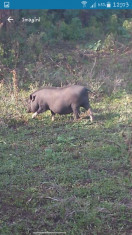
top-left (27, 85), bottom-right (93, 122)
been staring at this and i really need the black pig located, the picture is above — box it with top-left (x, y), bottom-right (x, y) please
top-left (27, 85), bottom-right (93, 121)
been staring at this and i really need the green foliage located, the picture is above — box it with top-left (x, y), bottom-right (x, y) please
top-left (103, 33), bottom-right (115, 50)
top-left (108, 14), bottom-right (118, 35)
top-left (67, 55), bottom-right (73, 65)
top-left (88, 40), bottom-right (102, 51)
top-left (87, 16), bottom-right (104, 40)
top-left (60, 17), bottom-right (85, 40)
top-left (0, 10), bottom-right (132, 70)
top-left (0, 44), bottom-right (4, 57)
top-left (123, 19), bottom-right (132, 33)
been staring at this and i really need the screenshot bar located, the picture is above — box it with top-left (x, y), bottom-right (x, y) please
top-left (0, 0), bottom-right (132, 9)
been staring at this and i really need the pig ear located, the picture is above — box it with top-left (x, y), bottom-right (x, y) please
top-left (30, 94), bottom-right (36, 101)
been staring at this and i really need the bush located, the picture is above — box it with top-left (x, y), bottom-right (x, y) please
top-left (60, 17), bottom-right (85, 40)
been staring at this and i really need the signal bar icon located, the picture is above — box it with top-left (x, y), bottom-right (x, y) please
top-left (90, 2), bottom-right (96, 8)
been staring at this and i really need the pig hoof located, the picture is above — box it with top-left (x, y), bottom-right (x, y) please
top-left (90, 116), bottom-right (93, 122)
top-left (32, 112), bottom-right (38, 119)
top-left (51, 116), bottom-right (55, 121)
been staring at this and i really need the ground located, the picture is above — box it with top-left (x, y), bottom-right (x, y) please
top-left (0, 85), bottom-right (132, 234)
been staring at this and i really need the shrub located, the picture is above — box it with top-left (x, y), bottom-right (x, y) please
top-left (60, 17), bottom-right (85, 40)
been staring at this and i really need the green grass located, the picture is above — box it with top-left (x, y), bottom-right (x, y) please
top-left (0, 86), bottom-right (132, 235)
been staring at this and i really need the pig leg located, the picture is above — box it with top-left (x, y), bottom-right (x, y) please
top-left (83, 103), bottom-right (93, 122)
top-left (51, 111), bottom-right (55, 121)
top-left (32, 106), bottom-right (46, 119)
top-left (87, 108), bottom-right (93, 122)
top-left (32, 112), bottom-right (38, 118)
top-left (71, 104), bottom-right (80, 120)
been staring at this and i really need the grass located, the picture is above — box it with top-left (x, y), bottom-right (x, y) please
top-left (0, 85), bottom-right (132, 235)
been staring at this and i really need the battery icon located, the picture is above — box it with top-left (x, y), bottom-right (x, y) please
top-left (107, 2), bottom-right (111, 8)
